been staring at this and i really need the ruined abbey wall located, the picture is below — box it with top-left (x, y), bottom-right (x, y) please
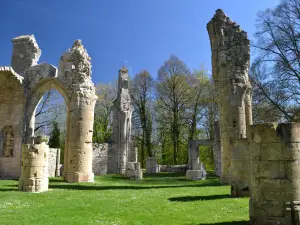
top-left (0, 67), bottom-right (24, 178)
top-left (207, 10), bottom-right (252, 195)
top-left (249, 123), bottom-right (300, 225)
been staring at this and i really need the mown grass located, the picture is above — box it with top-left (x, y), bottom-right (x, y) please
top-left (0, 173), bottom-right (249, 225)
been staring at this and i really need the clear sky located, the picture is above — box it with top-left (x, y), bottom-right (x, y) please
top-left (0, 0), bottom-right (280, 84)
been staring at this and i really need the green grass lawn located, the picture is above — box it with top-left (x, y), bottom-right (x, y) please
top-left (0, 173), bottom-right (249, 225)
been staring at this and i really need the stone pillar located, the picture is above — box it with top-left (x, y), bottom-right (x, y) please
top-left (186, 140), bottom-right (209, 181)
top-left (58, 40), bottom-right (97, 183)
top-left (207, 9), bottom-right (252, 185)
top-left (126, 146), bottom-right (143, 180)
top-left (108, 67), bottom-right (133, 175)
top-left (64, 91), bottom-right (96, 182)
top-left (11, 35), bottom-right (41, 76)
top-left (19, 138), bottom-right (49, 192)
top-left (249, 123), bottom-right (300, 225)
top-left (230, 138), bottom-right (250, 197)
top-left (213, 121), bottom-right (221, 177)
top-left (146, 157), bottom-right (159, 174)
top-left (55, 148), bottom-right (60, 177)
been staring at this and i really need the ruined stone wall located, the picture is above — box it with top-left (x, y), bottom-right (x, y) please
top-left (48, 148), bottom-right (60, 177)
top-left (0, 67), bottom-right (24, 178)
top-left (159, 165), bottom-right (187, 173)
top-left (249, 123), bottom-right (300, 225)
top-left (11, 35), bottom-right (41, 76)
top-left (92, 143), bottom-right (108, 175)
top-left (207, 9), bottom-right (252, 185)
top-left (146, 157), bottom-right (159, 174)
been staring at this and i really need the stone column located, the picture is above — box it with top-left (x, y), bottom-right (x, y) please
top-left (249, 123), bottom-right (300, 225)
top-left (19, 137), bottom-right (49, 192)
top-left (230, 138), bottom-right (250, 197)
top-left (58, 40), bottom-right (97, 183)
top-left (55, 148), bottom-right (60, 177)
top-left (64, 93), bottom-right (96, 182)
top-left (213, 121), bottom-right (221, 177)
top-left (207, 9), bottom-right (252, 185)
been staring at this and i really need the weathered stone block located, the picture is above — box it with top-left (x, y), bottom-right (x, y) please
top-left (186, 170), bottom-right (206, 181)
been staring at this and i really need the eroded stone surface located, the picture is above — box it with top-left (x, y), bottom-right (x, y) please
top-left (146, 157), bottom-right (160, 174)
top-left (19, 138), bottom-right (49, 193)
top-left (107, 67), bottom-right (133, 175)
top-left (207, 10), bottom-right (252, 190)
top-left (249, 123), bottom-right (300, 225)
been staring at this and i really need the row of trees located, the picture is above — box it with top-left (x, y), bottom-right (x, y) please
top-left (92, 55), bottom-right (216, 167)
top-left (43, 0), bottom-right (299, 168)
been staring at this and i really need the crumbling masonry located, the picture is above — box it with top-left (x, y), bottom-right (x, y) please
top-left (207, 10), bottom-right (252, 197)
top-left (0, 35), bottom-right (97, 190)
top-left (207, 9), bottom-right (300, 224)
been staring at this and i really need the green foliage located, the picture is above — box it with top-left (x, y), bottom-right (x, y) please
top-left (93, 84), bottom-right (115, 143)
top-left (48, 121), bottom-right (61, 148)
top-left (0, 174), bottom-right (249, 224)
top-left (199, 146), bottom-right (214, 171)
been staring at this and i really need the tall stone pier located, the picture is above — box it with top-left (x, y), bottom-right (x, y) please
top-left (207, 9), bottom-right (252, 185)
top-left (107, 67), bottom-right (133, 174)
top-left (59, 40), bottom-right (97, 183)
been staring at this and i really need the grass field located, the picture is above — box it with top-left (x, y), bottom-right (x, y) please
top-left (0, 173), bottom-right (249, 225)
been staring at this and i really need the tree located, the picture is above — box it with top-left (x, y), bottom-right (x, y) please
top-left (131, 70), bottom-right (154, 166)
top-left (187, 69), bottom-right (211, 141)
top-left (93, 83), bottom-right (116, 143)
top-left (251, 0), bottom-right (300, 121)
top-left (48, 121), bottom-right (61, 148)
top-left (156, 55), bottom-right (192, 164)
top-left (34, 89), bottom-right (66, 136)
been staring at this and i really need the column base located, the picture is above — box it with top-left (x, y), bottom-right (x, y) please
top-left (186, 170), bottom-right (206, 181)
top-left (231, 181), bottom-right (250, 197)
top-left (64, 172), bottom-right (94, 183)
top-left (221, 175), bottom-right (231, 185)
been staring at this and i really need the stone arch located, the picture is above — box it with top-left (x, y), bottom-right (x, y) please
top-left (24, 77), bottom-right (70, 143)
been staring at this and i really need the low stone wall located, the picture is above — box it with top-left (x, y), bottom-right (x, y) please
top-left (92, 143), bottom-right (108, 175)
top-left (249, 123), bottom-right (300, 225)
top-left (159, 165), bottom-right (187, 173)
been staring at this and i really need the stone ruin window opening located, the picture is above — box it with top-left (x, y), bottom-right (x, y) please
top-left (33, 88), bottom-right (67, 145)
top-left (0, 126), bottom-right (14, 157)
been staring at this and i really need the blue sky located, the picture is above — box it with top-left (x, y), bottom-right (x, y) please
top-left (0, 0), bottom-right (280, 84)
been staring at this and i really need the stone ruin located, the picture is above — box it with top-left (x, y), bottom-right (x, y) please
top-left (205, 9), bottom-right (300, 224)
top-left (106, 67), bottom-right (142, 179)
top-left (19, 136), bottom-right (49, 192)
top-left (108, 67), bottom-right (133, 174)
top-left (186, 139), bottom-right (211, 180)
top-left (207, 9), bottom-right (252, 196)
top-left (0, 34), bottom-right (143, 192)
top-left (186, 120), bottom-right (221, 180)
top-left (0, 35), bottom-right (98, 192)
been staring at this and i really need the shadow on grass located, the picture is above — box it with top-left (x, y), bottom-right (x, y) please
top-left (168, 194), bottom-right (231, 202)
top-left (0, 188), bottom-right (17, 191)
top-left (48, 181), bottom-right (221, 191)
top-left (197, 222), bottom-right (249, 225)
